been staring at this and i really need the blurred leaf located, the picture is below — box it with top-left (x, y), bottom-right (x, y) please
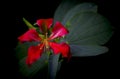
top-left (64, 12), bottom-right (113, 45)
top-left (48, 54), bottom-right (60, 79)
top-left (19, 52), bottom-right (48, 77)
top-left (54, 0), bottom-right (82, 23)
top-left (70, 45), bottom-right (108, 56)
top-left (62, 3), bottom-right (98, 25)
top-left (23, 17), bottom-right (35, 29)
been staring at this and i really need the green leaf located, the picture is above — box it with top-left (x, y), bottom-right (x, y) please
top-left (62, 3), bottom-right (98, 25)
top-left (23, 17), bottom-right (35, 29)
top-left (70, 45), bottom-right (108, 56)
top-left (19, 52), bottom-right (48, 77)
top-left (54, 0), bottom-right (82, 23)
top-left (48, 54), bottom-right (60, 79)
top-left (64, 12), bottom-right (113, 45)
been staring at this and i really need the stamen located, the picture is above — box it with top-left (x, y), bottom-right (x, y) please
top-left (39, 43), bottom-right (45, 50)
top-left (37, 32), bottom-right (50, 51)
top-left (44, 39), bottom-right (49, 49)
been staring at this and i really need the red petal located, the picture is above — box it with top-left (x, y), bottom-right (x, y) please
top-left (49, 22), bottom-right (69, 39)
top-left (60, 43), bottom-right (70, 57)
top-left (49, 42), bottom-right (61, 54)
top-left (18, 29), bottom-right (41, 43)
top-left (26, 44), bottom-right (44, 65)
top-left (36, 18), bottom-right (53, 32)
top-left (49, 42), bottom-right (70, 57)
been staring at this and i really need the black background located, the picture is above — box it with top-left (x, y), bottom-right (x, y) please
top-left (2, 0), bottom-right (119, 79)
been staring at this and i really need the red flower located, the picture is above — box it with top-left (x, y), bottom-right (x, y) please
top-left (18, 18), bottom-right (70, 65)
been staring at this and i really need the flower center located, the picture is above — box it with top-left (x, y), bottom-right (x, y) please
top-left (44, 39), bottom-right (49, 50)
top-left (39, 32), bottom-right (49, 50)
top-left (44, 33), bottom-right (49, 49)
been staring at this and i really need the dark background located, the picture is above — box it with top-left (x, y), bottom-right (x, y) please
top-left (2, 0), bottom-right (119, 79)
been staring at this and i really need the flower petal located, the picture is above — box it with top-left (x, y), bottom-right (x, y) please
top-left (60, 43), bottom-right (70, 57)
top-left (49, 42), bottom-right (61, 55)
top-left (49, 42), bottom-right (70, 57)
top-left (18, 29), bottom-right (41, 43)
top-left (26, 44), bottom-right (44, 66)
top-left (36, 18), bottom-right (53, 32)
top-left (49, 22), bottom-right (69, 39)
